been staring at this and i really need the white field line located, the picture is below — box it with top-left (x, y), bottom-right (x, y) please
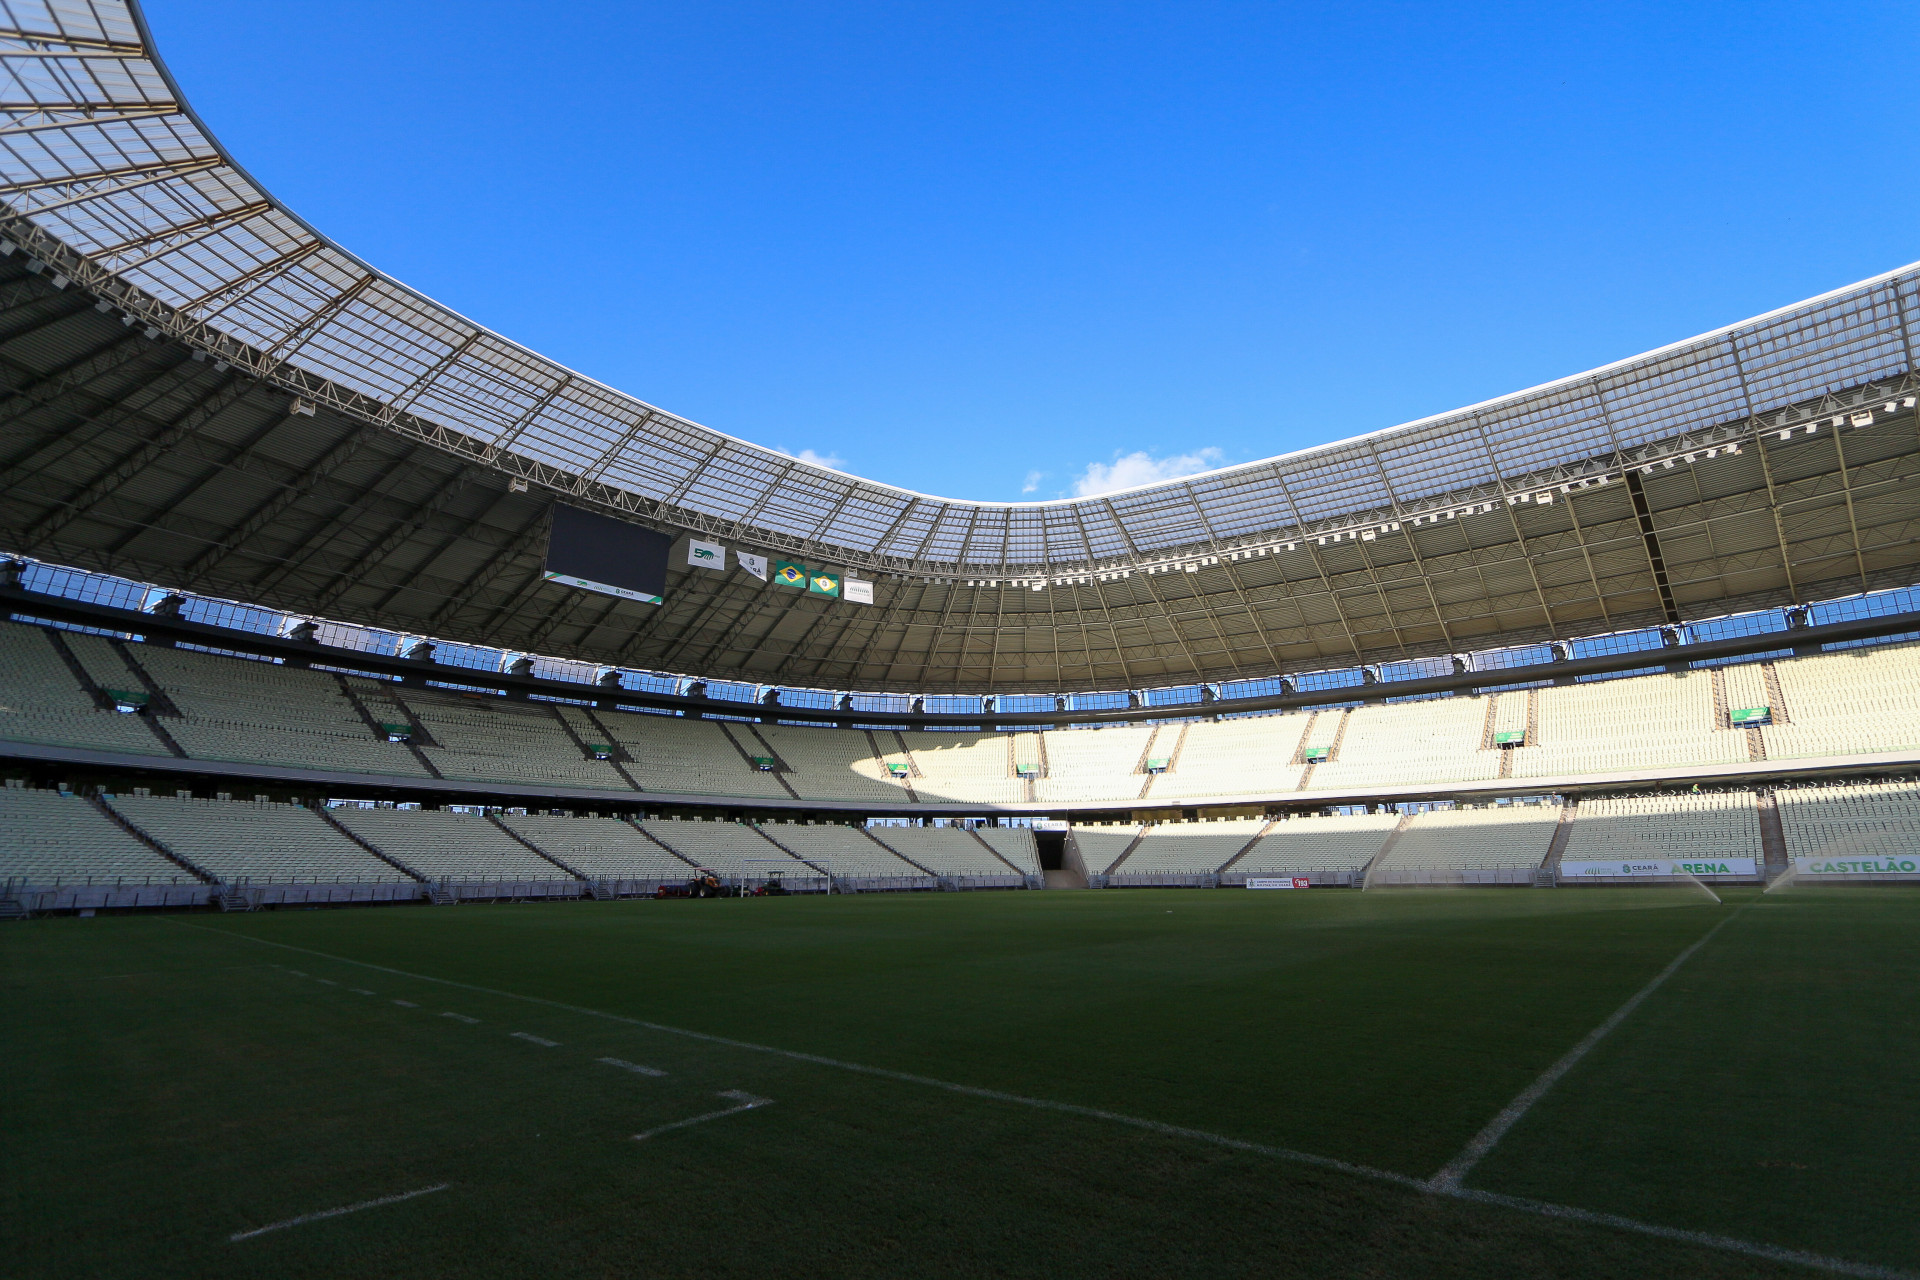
top-left (599, 1057), bottom-right (668, 1076)
top-left (440, 1012), bottom-right (479, 1024)
top-left (179, 921), bottom-right (1915, 1280)
top-left (392, 999), bottom-right (418, 1008)
top-left (511, 1032), bottom-right (560, 1047)
top-left (349, 988), bottom-right (375, 995)
top-left (1427, 908), bottom-right (1743, 1192)
top-left (633, 1091), bottom-right (772, 1141)
top-left (228, 1183), bottom-right (448, 1242)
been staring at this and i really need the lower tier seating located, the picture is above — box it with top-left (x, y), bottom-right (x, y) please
top-left (640, 818), bottom-right (817, 877)
top-left (866, 825), bottom-right (1022, 877)
top-left (759, 821), bottom-right (928, 879)
top-left (1232, 811), bottom-right (1401, 876)
top-left (1558, 792), bottom-right (1759, 864)
top-left (496, 813), bottom-right (693, 880)
top-left (1378, 804), bottom-right (1559, 871)
top-left (1114, 819), bottom-right (1269, 875)
top-left (1776, 779), bottom-right (1920, 864)
top-left (109, 793), bottom-right (400, 882)
top-left (330, 806), bottom-right (567, 881)
top-left (1073, 824), bottom-right (1144, 875)
top-left (0, 784), bottom-right (186, 884)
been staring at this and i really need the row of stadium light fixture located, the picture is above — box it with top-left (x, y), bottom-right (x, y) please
top-left (947, 393), bottom-right (1916, 593)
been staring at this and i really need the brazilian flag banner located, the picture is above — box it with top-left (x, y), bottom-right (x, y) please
top-left (809, 569), bottom-right (842, 598)
top-left (773, 559), bottom-right (808, 589)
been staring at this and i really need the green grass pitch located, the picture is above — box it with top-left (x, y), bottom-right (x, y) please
top-left (4, 885), bottom-right (1917, 1278)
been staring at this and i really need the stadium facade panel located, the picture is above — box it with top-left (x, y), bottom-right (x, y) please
top-left (0, 2), bottom-right (1918, 692)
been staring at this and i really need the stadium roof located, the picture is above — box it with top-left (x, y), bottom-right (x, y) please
top-left (1, 0), bottom-right (1918, 694)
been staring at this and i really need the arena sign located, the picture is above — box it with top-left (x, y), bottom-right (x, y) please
top-left (1793, 855), bottom-right (1920, 876)
top-left (1245, 877), bottom-right (1311, 889)
top-left (1560, 859), bottom-right (1758, 878)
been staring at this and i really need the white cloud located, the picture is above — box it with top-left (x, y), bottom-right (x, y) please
top-left (779, 447), bottom-right (846, 471)
top-left (1071, 448), bottom-right (1224, 497)
top-left (1021, 470), bottom-right (1043, 494)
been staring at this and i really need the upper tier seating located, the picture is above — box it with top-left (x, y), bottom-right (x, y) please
top-left (640, 817), bottom-right (817, 877)
top-left (1558, 792), bottom-right (1759, 864)
top-left (756, 724), bottom-right (905, 801)
top-left (331, 806), bottom-right (566, 880)
top-left (1148, 716), bottom-right (1307, 798)
top-left (975, 826), bottom-right (1041, 874)
top-left (594, 714), bottom-right (792, 798)
top-left (1072, 823), bottom-right (1145, 875)
top-left (132, 646), bottom-right (431, 776)
top-left (1114, 818), bottom-right (1269, 875)
top-left (900, 731), bottom-right (1026, 803)
top-left (1513, 672), bottom-right (1745, 779)
top-left (1761, 648), bottom-right (1920, 762)
top-left (1378, 804), bottom-right (1559, 871)
top-left (866, 825), bottom-right (1023, 877)
top-left (7, 618), bottom-right (1920, 809)
top-left (1037, 726), bottom-right (1154, 803)
top-left (399, 689), bottom-right (631, 790)
top-left (0, 784), bottom-right (187, 884)
top-left (496, 813), bottom-right (692, 880)
top-left (0, 622), bottom-right (170, 756)
top-left (109, 793), bottom-right (400, 882)
top-left (759, 822), bottom-right (930, 879)
top-left (1308, 696), bottom-right (1502, 790)
top-left (1232, 811), bottom-right (1401, 876)
top-left (1776, 779), bottom-right (1920, 864)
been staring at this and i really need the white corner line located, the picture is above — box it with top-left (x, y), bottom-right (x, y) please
top-left (510, 1032), bottom-right (560, 1047)
top-left (229, 1183), bottom-right (449, 1243)
top-left (177, 919), bottom-right (1917, 1280)
top-left (633, 1092), bottom-right (772, 1141)
top-left (1427, 907), bottom-right (1745, 1193)
top-left (598, 1057), bottom-right (668, 1076)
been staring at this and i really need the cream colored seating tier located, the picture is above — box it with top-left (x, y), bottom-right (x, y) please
top-left (1559, 793), bottom-right (1760, 863)
top-left (641, 819), bottom-right (818, 876)
top-left (1118, 820), bottom-right (1269, 873)
top-left (331, 808), bottom-right (564, 879)
top-left (0, 787), bottom-right (188, 884)
top-left (1072, 827), bottom-right (1145, 875)
top-left (109, 795), bottom-right (401, 882)
top-left (496, 815), bottom-right (691, 878)
top-left (866, 826), bottom-right (1018, 876)
top-left (1777, 780), bottom-right (1920, 863)
top-left (975, 827), bottom-right (1041, 874)
top-left (1379, 806), bottom-right (1558, 871)
top-left (1236, 812), bottom-right (1401, 874)
top-left (764, 823), bottom-right (928, 876)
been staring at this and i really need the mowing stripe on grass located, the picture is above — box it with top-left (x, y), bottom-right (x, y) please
top-left (176, 920), bottom-right (1914, 1280)
top-left (1428, 907), bottom-right (1744, 1193)
top-left (633, 1091), bottom-right (773, 1141)
top-left (228, 1183), bottom-right (449, 1242)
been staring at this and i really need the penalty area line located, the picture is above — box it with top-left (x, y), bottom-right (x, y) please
top-left (1428, 906), bottom-right (1745, 1193)
top-left (229, 1183), bottom-right (448, 1242)
top-left (174, 919), bottom-right (1915, 1280)
top-left (634, 1091), bottom-right (772, 1141)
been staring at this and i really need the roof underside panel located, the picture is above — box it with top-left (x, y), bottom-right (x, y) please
top-left (1, 1), bottom-right (1919, 691)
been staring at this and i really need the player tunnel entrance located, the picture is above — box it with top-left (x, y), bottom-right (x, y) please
top-left (1034, 830), bottom-right (1066, 871)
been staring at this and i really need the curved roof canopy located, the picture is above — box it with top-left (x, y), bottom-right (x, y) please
top-left (1, 0), bottom-right (1918, 693)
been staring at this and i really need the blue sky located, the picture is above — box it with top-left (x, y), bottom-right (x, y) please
top-left (146, 1), bottom-right (1919, 502)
